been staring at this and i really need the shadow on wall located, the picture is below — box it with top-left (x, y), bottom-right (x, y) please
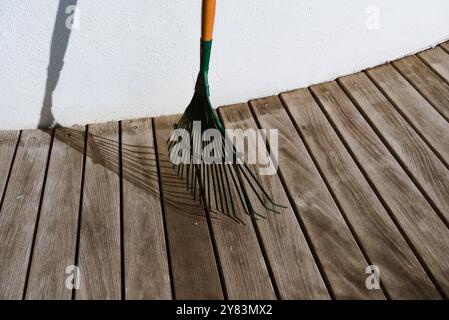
top-left (39, 0), bottom-right (78, 128)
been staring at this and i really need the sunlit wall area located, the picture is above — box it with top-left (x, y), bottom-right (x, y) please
top-left (1, 0), bottom-right (449, 129)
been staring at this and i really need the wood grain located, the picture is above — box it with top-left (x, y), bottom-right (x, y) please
top-left (311, 80), bottom-right (449, 297)
top-left (340, 73), bottom-right (449, 224)
top-left (25, 128), bottom-right (85, 300)
top-left (206, 193), bottom-right (276, 299)
top-left (184, 106), bottom-right (278, 300)
top-left (219, 103), bottom-right (330, 300)
top-left (0, 131), bottom-right (20, 202)
top-left (2, 45), bottom-right (449, 300)
top-left (440, 41), bottom-right (449, 54)
top-left (153, 115), bottom-right (223, 300)
top-left (250, 96), bottom-right (385, 300)
top-left (0, 129), bottom-right (52, 299)
top-left (76, 122), bottom-right (121, 300)
top-left (281, 88), bottom-right (439, 299)
top-left (199, 172), bottom-right (276, 299)
top-left (419, 47), bottom-right (449, 83)
top-left (366, 64), bottom-right (449, 166)
top-left (392, 55), bottom-right (449, 121)
top-left (121, 119), bottom-right (171, 300)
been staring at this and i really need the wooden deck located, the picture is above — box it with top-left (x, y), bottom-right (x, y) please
top-left (1, 43), bottom-right (449, 300)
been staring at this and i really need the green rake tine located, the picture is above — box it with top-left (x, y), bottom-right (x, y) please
top-left (210, 139), bottom-right (222, 213)
top-left (207, 163), bottom-right (211, 209)
top-left (197, 162), bottom-right (202, 204)
top-left (167, 121), bottom-right (180, 147)
top-left (182, 122), bottom-right (192, 180)
top-left (186, 163), bottom-right (191, 191)
top-left (229, 165), bottom-right (249, 217)
top-left (219, 141), bottom-right (237, 218)
top-left (225, 136), bottom-right (279, 216)
top-left (211, 163), bottom-right (220, 214)
top-left (169, 137), bottom-right (180, 169)
top-left (191, 123), bottom-right (200, 193)
top-left (177, 162), bottom-right (182, 177)
top-left (221, 164), bottom-right (234, 216)
top-left (222, 164), bottom-right (238, 220)
top-left (192, 164), bottom-right (198, 200)
top-left (213, 163), bottom-right (245, 224)
top-left (209, 163), bottom-right (216, 212)
top-left (212, 163), bottom-right (223, 212)
top-left (204, 163), bottom-right (209, 209)
top-left (218, 164), bottom-right (230, 216)
top-left (213, 163), bottom-right (226, 215)
top-left (227, 164), bottom-right (250, 222)
top-left (234, 167), bottom-right (262, 220)
top-left (178, 153), bottom-right (184, 180)
top-left (240, 164), bottom-right (280, 214)
top-left (233, 164), bottom-right (266, 219)
top-left (186, 126), bottom-right (192, 191)
top-left (178, 163), bottom-right (183, 179)
top-left (201, 162), bottom-right (206, 197)
top-left (241, 162), bottom-right (286, 209)
top-left (175, 124), bottom-right (187, 176)
top-left (217, 164), bottom-right (243, 223)
top-left (168, 118), bottom-right (186, 149)
top-left (189, 164), bottom-right (193, 194)
top-left (191, 163), bottom-right (196, 193)
top-left (199, 163), bottom-right (205, 207)
top-left (214, 136), bottom-right (231, 216)
top-left (238, 165), bottom-right (282, 214)
top-left (196, 164), bottom-right (207, 209)
top-left (192, 125), bottom-right (202, 200)
top-left (228, 141), bottom-right (276, 205)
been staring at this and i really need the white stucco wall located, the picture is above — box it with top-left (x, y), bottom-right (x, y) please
top-left (1, 0), bottom-right (449, 130)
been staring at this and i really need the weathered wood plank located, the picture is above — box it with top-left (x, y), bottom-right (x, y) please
top-left (440, 41), bottom-right (449, 54)
top-left (76, 122), bottom-right (121, 300)
top-left (198, 171), bottom-right (276, 298)
top-left (250, 96), bottom-right (385, 300)
top-left (218, 103), bottom-right (330, 300)
top-left (366, 64), bottom-right (449, 166)
top-left (25, 128), bottom-right (85, 300)
top-left (392, 55), bottom-right (449, 121)
top-left (0, 129), bottom-right (52, 299)
top-left (184, 108), bottom-right (277, 300)
top-left (419, 47), bottom-right (449, 84)
top-left (121, 119), bottom-right (171, 300)
top-left (0, 131), bottom-right (20, 202)
top-left (311, 81), bottom-right (449, 297)
top-left (205, 184), bottom-right (276, 299)
top-left (340, 73), bottom-right (449, 225)
top-left (281, 89), bottom-right (440, 299)
top-left (153, 115), bottom-right (223, 300)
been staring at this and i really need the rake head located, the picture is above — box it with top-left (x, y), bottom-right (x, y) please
top-left (166, 36), bottom-right (285, 221)
top-left (167, 71), bottom-right (285, 222)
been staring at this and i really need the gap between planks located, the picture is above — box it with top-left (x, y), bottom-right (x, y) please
top-left (309, 80), bottom-right (449, 298)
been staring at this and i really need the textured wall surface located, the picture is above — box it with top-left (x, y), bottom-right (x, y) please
top-left (1, 0), bottom-right (449, 129)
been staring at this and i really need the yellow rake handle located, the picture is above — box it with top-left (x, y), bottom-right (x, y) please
top-left (201, 0), bottom-right (216, 41)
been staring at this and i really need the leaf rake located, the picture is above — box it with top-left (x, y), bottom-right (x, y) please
top-left (168, 0), bottom-right (285, 221)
